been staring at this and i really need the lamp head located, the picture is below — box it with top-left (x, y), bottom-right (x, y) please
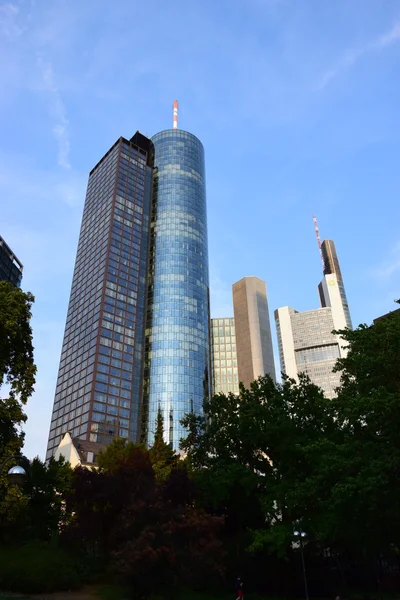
top-left (7, 465), bottom-right (27, 487)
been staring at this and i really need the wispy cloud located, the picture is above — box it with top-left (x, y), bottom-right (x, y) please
top-left (0, 2), bottom-right (25, 37)
top-left (377, 22), bottom-right (400, 47)
top-left (318, 20), bottom-right (400, 89)
top-left (374, 241), bottom-right (400, 279)
top-left (37, 57), bottom-right (71, 169)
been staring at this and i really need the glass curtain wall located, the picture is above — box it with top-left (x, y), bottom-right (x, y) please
top-left (144, 129), bottom-right (210, 449)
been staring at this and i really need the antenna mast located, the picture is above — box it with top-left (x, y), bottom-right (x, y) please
top-left (312, 214), bottom-right (325, 272)
top-left (173, 100), bottom-right (178, 129)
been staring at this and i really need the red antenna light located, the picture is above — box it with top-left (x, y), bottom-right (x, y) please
top-left (173, 100), bottom-right (178, 129)
top-left (312, 214), bottom-right (325, 272)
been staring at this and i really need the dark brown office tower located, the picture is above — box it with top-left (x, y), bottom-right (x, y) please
top-left (318, 239), bottom-right (352, 329)
top-left (46, 133), bottom-right (154, 460)
top-left (321, 239), bottom-right (342, 279)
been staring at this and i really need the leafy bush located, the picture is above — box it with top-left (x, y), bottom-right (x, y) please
top-left (0, 541), bottom-right (94, 593)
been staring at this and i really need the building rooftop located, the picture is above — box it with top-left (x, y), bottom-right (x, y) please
top-left (373, 308), bottom-right (400, 324)
top-left (72, 437), bottom-right (108, 466)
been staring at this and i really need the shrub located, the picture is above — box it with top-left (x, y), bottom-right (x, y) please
top-left (0, 541), bottom-right (95, 593)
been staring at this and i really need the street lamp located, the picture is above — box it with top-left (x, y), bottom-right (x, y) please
top-left (0, 455), bottom-right (30, 487)
top-left (294, 530), bottom-right (309, 600)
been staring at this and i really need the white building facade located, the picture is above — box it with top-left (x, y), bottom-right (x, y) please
top-left (275, 238), bottom-right (352, 399)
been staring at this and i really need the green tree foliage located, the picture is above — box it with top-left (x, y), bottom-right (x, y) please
top-left (149, 407), bottom-right (179, 480)
top-left (113, 502), bottom-right (223, 599)
top-left (0, 541), bottom-right (92, 594)
top-left (0, 281), bottom-right (36, 405)
top-left (0, 282), bottom-right (37, 542)
top-left (182, 375), bottom-right (338, 557)
top-left (327, 301), bottom-right (400, 556)
top-left (0, 456), bottom-right (73, 545)
top-left (64, 444), bottom-right (223, 598)
top-left (65, 445), bottom-right (155, 559)
top-left (0, 282), bottom-right (36, 463)
top-left (180, 304), bottom-right (400, 593)
top-left (97, 438), bottom-right (144, 472)
top-left (26, 456), bottom-right (73, 539)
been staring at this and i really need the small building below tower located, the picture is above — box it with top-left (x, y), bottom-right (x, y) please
top-left (211, 318), bottom-right (239, 395)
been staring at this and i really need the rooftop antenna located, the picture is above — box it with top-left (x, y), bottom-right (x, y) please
top-left (312, 214), bottom-right (325, 272)
top-left (173, 100), bottom-right (178, 129)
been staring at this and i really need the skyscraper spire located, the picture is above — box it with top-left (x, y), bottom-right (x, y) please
top-left (173, 100), bottom-right (178, 129)
top-left (312, 214), bottom-right (325, 272)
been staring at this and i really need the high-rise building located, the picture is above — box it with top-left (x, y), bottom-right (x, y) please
top-left (143, 129), bottom-right (210, 448)
top-left (210, 276), bottom-right (275, 396)
top-left (211, 318), bottom-right (239, 396)
top-left (318, 239), bottom-right (352, 330)
top-left (46, 132), bottom-right (155, 460)
top-left (275, 306), bottom-right (341, 398)
top-left (0, 235), bottom-right (23, 286)
top-left (275, 227), bottom-right (351, 399)
top-left (47, 111), bottom-right (211, 459)
top-left (232, 276), bottom-right (276, 388)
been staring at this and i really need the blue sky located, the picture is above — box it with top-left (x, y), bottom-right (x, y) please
top-left (1, 0), bottom-right (399, 459)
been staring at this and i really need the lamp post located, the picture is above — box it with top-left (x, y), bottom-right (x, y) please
top-left (294, 530), bottom-right (309, 600)
top-left (0, 455), bottom-right (30, 487)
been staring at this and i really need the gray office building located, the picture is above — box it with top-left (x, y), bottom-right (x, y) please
top-left (275, 235), bottom-right (351, 399)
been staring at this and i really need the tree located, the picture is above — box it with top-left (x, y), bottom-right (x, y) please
top-left (178, 306), bottom-right (400, 594)
top-left (149, 408), bottom-right (179, 481)
top-left (64, 446), bottom-right (155, 560)
top-left (326, 302), bottom-right (400, 558)
top-left (0, 456), bottom-right (73, 545)
top-left (25, 456), bottom-right (73, 540)
top-left (97, 438), bottom-right (144, 473)
top-left (0, 282), bottom-right (36, 540)
top-left (112, 468), bottom-right (224, 599)
top-left (181, 375), bottom-right (339, 559)
top-left (0, 282), bottom-right (36, 461)
top-left (0, 281), bottom-right (36, 405)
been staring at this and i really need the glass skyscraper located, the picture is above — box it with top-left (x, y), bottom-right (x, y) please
top-left (46, 132), bottom-right (154, 460)
top-left (143, 130), bottom-right (210, 448)
top-left (0, 235), bottom-right (23, 286)
top-left (46, 124), bottom-right (210, 459)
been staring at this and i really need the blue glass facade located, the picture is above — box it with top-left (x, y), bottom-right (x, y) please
top-left (144, 129), bottom-right (210, 449)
